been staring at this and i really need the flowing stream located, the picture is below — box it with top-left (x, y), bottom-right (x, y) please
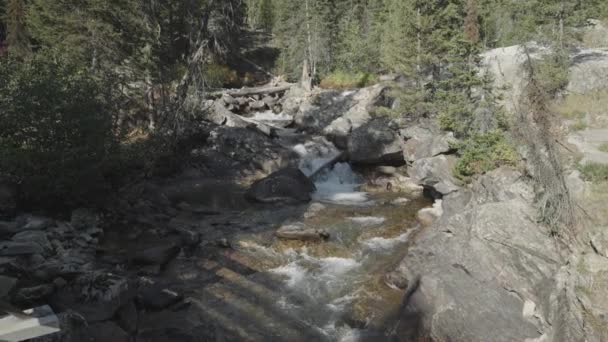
top-left (215, 135), bottom-right (431, 341)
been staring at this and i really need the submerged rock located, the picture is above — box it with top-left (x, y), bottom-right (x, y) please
top-left (276, 223), bottom-right (330, 241)
top-left (246, 167), bottom-right (316, 204)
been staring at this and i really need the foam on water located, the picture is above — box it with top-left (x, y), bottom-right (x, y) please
top-left (361, 231), bottom-right (413, 251)
top-left (313, 163), bottom-right (372, 205)
top-left (271, 262), bottom-right (308, 288)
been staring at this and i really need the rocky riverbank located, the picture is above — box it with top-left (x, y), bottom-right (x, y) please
top-left (0, 55), bottom-right (606, 341)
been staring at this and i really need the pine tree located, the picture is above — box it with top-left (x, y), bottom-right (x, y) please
top-left (5, 0), bottom-right (29, 56)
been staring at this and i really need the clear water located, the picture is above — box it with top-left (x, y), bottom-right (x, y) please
top-left (232, 161), bottom-right (430, 341)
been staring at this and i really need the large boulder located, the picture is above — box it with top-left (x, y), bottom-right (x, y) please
top-left (400, 124), bottom-right (455, 163)
top-left (392, 168), bottom-right (605, 341)
top-left (482, 43), bottom-right (608, 113)
top-left (50, 272), bottom-right (137, 323)
top-left (408, 155), bottom-right (460, 195)
top-left (567, 48), bottom-right (608, 94)
top-left (347, 118), bottom-right (404, 165)
top-left (245, 167), bottom-right (316, 204)
top-left (323, 85), bottom-right (388, 147)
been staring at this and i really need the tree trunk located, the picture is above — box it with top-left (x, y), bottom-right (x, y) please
top-left (301, 58), bottom-right (313, 91)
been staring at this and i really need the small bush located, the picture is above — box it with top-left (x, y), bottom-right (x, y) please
top-left (454, 130), bottom-right (519, 180)
top-left (578, 163), bottom-right (608, 183)
top-left (599, 143), bottom-right (608, 153)
top-left (319, 70), bottom-right (378, 89)
top-left (0, 56), bottom-right (115, 211)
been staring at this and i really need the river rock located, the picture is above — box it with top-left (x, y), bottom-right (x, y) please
top-left (276, 223), bottom-right (330, 241)
top-left (70, 208), bottom-right (100, 230)
top-left (347, 118), bottom-right (404, 165)
top-left (133, 244), bottom-right (181, 266)
top-left (409, 155), bottom-right (460, 195)
top-left (303, 203), bottom-right (326, 219)
top-left (12, 230), bottom-right (53, 255)
top-left (0, 241), bottom-right (44, 256)
top-left (117, 301), bottom-right (138, 333)
top-left (137, 279), bottom-right (183, 310)
top-left (245, 167), bottom-right (316, 204)
top-left (0, 275), bottom-right (17, 298)
top-left (50, 272), bottom-right (136, 323)
top-left (16, 215), bottom-right (53, 232)
top-left (0, 221), bottom-right (18, 237)
top-left (83, 322), bottom-right (130, 342)
top-left (15, 284), bottom-right (55, 303)
top-left (136, 304), bottom-right (212, 342)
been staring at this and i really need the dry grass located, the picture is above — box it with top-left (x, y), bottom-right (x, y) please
top-left (319, 71), bottom-right (378, 89)
top-left (554, 89), bottom-right (608, 129)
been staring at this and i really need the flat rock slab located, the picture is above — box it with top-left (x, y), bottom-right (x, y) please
top-left (0, 305), bottom-right (60, 342)
top-left (568, 129), bottom-right (608, 165)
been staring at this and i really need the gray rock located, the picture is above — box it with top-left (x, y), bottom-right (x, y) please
top-left (567, 48), bottom-right (608, 94)
top-left (70, 208), bottom-right (100, 230)
top-left (0, 221), bottom-right (18, 237)
top-left (409, 155), bottom-right (460, 195)
top-left (138, 280), bottom-right (183, 310)
top-left (393, 168), bottom-right (565, 342)
top-left (0, 275), bottom-right (17, 298)
top-left (0, 181), bottom-right (16, 218)
top-left (83, 322), bottom-right (130, 342)
top-left (275, 223), bottom-right (330, 241)
top-left (400, 124), bottom-right (455, 162)
top-left (347, 118), bottom-right (404, 165)
top-left (16, 215), bottom-right (53, 231)
top-left (590, 230), bottom-right (608, 258)
top-left (12, 230), bottom-right (53, 255)
top-left (117, 301), bottom-right (138, 333)
top-left (0, 241), bottom-right (44, 256)
top-left (133, 244), bottom-right (181, 266)
top-left (50, 272), bottom-right (136, 323)
top-left (15, 284), bottom-right (55, 303)
top-left (245, 167), bottom-right (316, 204)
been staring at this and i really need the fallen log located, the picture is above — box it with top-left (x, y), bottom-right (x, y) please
top-left (276, 223), bottom-right (330, 241)
top-left (209, 84), bottom-right (293, 99)
top-left (208, 101), bottom-right (279, 137)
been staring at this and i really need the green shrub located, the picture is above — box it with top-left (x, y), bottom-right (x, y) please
top-left (578, 163), bottom-right (608, 183)
top-left (598, 143), bottom-right (608, 153)
top-left (319, 70), bottom-right (378, 89)
top-left (0, 56), bottom-right (116, 211)
top-left (454, 130), bottom-right (519, 180)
